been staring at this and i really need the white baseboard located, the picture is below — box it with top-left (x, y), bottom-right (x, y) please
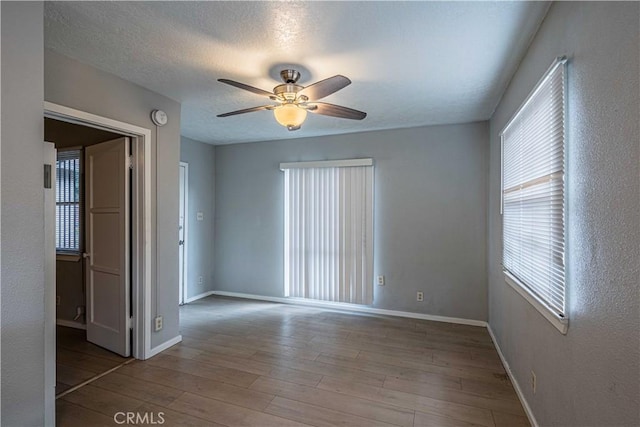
top-left (148, 335), bottom-right (182, 358)
top-left (210, 291), bottom-right (487, 327)
top-left (56, 319), bottom-right (86, 330)
top-left (184, 290), bottom-right (217, 304)
top-left (487, 325), bottom-right (538, 427)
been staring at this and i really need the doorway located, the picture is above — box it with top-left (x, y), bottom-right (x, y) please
top-left (43, 102), bottom-right (153, 425)
top-left (178, 161), bottom-right (188, 305)
top-left (46, 119), bottom-right (133, 393)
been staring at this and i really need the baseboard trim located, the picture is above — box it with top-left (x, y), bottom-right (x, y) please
top-left (487, 324), bottom-right (539, 427)
top-left (56, 319), bottom-right (86, 330)
top-left (210, 291), bottom-right (487, 327)
top-left (148, 335), bottom-right (182, 358)
top-left (184, 290), bottom-right (217, 304)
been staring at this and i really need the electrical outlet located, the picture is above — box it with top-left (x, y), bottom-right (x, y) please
top-left (56, 296), bottom-right (61, 306)
top-left (197, 212), bottom-right (204, 221)
top-left (417, 291), bottom-right (424, 302)
top-left (531, 370), bottom-right (537, 394)
top-left (198, 276), bottom-right (203, 284)
top-left (377, 275), bottom-right (385, 286)
top-left (154, 316), bottom-right (163, 332)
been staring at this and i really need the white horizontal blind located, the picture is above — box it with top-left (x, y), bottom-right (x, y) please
top-left (56, 149), bottom-right (82, 252)
top-left (283, 162), bottom-right (374, 305)
top-left (502, 58), bottom-right (566, 317)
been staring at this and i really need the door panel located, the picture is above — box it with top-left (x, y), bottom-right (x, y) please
top-left (85, 137), bottom-right (130, 357)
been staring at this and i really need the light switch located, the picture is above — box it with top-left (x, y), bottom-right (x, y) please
top-left (197, 212), bottom-right (204, 221)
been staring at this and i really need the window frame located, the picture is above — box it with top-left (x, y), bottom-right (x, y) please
top-left (500, 56), bottom-right (569, 334)
top-left (56, 148), bottom-right (83, 260)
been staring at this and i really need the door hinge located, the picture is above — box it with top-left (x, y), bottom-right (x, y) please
top-left (44, 164), bottom-right (52, 188)
top-left (128, 155), bottom-right (134, 170)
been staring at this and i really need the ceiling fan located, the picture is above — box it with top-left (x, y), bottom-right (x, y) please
top-left (217, 69), bottom-right (367, 131)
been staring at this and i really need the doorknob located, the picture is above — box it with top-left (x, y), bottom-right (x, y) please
top-left (178, 240), bottom-right (184, 246)
top-left (82, 253), bottom-right (91, 258)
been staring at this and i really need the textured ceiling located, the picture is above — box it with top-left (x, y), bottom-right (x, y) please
top-left (44, 1), bottom-right (550, 145)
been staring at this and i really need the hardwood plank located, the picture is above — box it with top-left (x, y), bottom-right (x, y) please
top-left (168, 391), bottom-right (312, 427)
top-left (56, 364), bottom-right (98, 387)
top-left (192, 350), bottom-right (273, 375)
top-left (357, 350), bottom-right (506, 384)
top-left (432, 350), bottom-right (506, 372)
top-left (316, 353), bottom-right (462, 390)
top-left (384, 377), bottom-right (526, 416)
top-left (317, 376), bottom-right (495, 427)
top-left (145, 354), bottom-right (259, 387)
top-left (250, 376), bottom-right (415, 427)
top-left (180, 337), bottom-right (258, 358)
top-left (265, 396), bottom-right (400, 427)
top-left (56, 381), bottom-right (72, 395)
top-left (117, 363), bottom-right (275, 411)
top-left (267, 366), bottom-right (324, 387)
top-left (244, 333), bottom-right (361, 359)
top-left (57, 348), bottom-right (123, 373)
top-left (491, 410), bottom-right (531, 427)
top-left (136, 402), bottom-right (227, 427)
top-left (460, 377), bottom-right (520, 400)
top-left (56, 400), bottom-right (118, 427)
top-left (251, 350), bottom-right (386, 387)
top-left (414, 410), bottom-right (488, 427)
top-left (161, 344), bottom-right (204, 360)
top-left (91, 371), bottom-right (184, 407)
top-left (62, 384), bottom-right (144, 418)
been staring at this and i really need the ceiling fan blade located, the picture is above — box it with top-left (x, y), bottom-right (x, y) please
top-left (217, 105), bottom-right (273, 117)
top-left (298, 75), bottom-right (351, 101)
top-left (218, 79), bottom-right (274, 97)
top-left (307, 102), bottom-right (367, 120)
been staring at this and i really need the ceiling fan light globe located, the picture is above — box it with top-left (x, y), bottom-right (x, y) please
top-left (274, 104), bottom-right (307, 129)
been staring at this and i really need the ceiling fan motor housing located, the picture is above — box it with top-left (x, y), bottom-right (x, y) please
top-left (280, 69), bottom-right (301, 84)
top-left (273, 83), bottom-right (303, 101)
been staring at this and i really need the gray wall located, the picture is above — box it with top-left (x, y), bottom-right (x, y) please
top-left (1, 2), bottom-right (46, 425)
top-left (180, 136), bottom-right (216, 300)
top-left (488, 2), bottom-right (639, 426)
top-left (55, 261), bottom-right (84, 323)
top-left (215, 123), bottom-right (489, 321)
top-left (45, 50), bottom-right (182, 349)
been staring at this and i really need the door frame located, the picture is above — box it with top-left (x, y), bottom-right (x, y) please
top-left (178, 161), bottom-right (189, 305)
top-left (43, 142), bottom-right (57, 424)
top-left (43, 102), bottom-right (153, 408)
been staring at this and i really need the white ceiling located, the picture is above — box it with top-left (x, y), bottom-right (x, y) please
top-left (44, 1), bottom-right (549, 145)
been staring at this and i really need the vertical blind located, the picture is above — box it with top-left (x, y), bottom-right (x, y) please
top-left (282, 160), bottom-right (374, 305)
top-left (56, 149), bottom-right (82, 252)
top-left (502, 57), bottom-right (566, 317)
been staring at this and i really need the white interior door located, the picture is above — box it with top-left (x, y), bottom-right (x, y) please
top-left (178, 162), bottom-right (188, 305)
top-left (85, 137), bottom-right (130, 357)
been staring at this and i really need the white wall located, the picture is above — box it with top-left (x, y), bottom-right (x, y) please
top-left (1, 2), bottom-right (46, 425)
top-left (180, 136), bottom-right (216, 300)
top-left (45, 50), bottom-right (182, 349)
top-left (215, 123), bottom-right (489, 321)
top-left (488, 2), bottom-right (639, 426)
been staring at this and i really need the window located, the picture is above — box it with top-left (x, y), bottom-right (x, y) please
top-left (501, 57), bottom-right (567, 333)
top-left (282, 159), bottom-right (374, 305)
top-left (56, 149), bottom-right (82, 253)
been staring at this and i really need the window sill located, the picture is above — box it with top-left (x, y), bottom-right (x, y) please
top-left (504, 271), bottom-right (568, 335)
top-left (56, 253), bottom-right (81, 262)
